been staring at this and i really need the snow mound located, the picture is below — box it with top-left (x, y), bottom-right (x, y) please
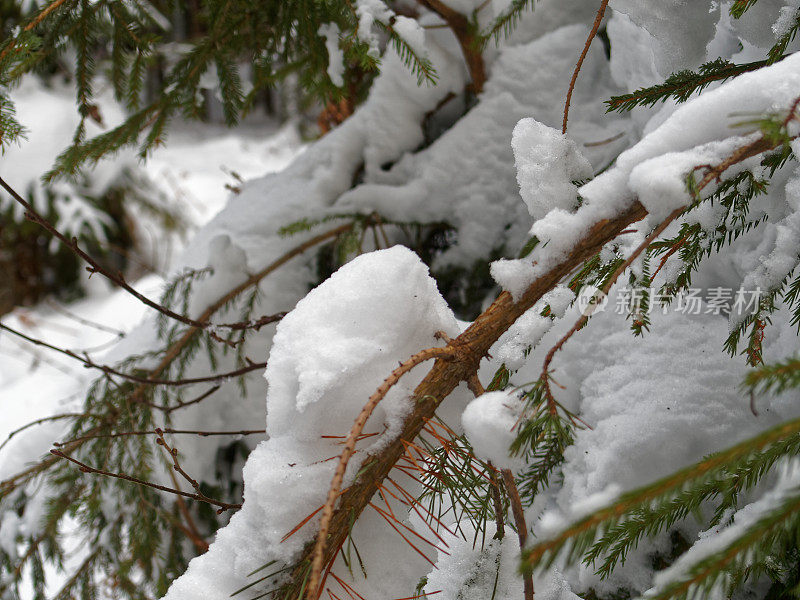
top-left (512, 118), bottom-right (593, 221)
top-left (462, 390), bottom-right (527, 472)
top-left (163, 246), bottom-right (460, 599)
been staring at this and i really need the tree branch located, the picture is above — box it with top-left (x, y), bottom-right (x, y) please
top-left (285, 128), bottom-right (791, 599)
top-left (563, 0), bottom-right (609, 133)
top-left (416, 0), bottom-right (486, 93)
top-left (502, 469), bottom-right (533, 600)
top-left (50, 449), bottom-right (241, 512)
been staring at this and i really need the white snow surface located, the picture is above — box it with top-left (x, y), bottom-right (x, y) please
top-left (319, 23), bottom-right (345, 87)
top-left (162, 246), bottom-right (460, 599)
top-left (511, 119), bottom-right (593, 221)
top-left (492, 52), bottom-right (800, 299)
top-left (462, 391), bottom-right (526, 471)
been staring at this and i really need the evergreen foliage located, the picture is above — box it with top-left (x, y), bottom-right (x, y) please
top-left (1, 1), bottom-right (800, 600)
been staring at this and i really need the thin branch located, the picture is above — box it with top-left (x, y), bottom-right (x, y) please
top-left (416, 0), bottom-right (486, 93)
top-left (0, 175), bottom-right (216, 330)
top-left (307, 342), bottom-right (455, 599)
top-left (155, 429), bottom-right (204, 498)
top-left (0, 322), bottom-right (266, 386)
top-left (53, 425), bottom-right (264, 446)
top-left (165, 466), bottom-right (210, 553)
top-left (487, 463), bottom-right (505, 540)
top-left (0, 175), bottom-right (302, 333)
top-left (501, 469), bottom-right (533, 600)
top-left (163, 384), bottom-right (221, 412)
top-left (562, 0), bottom-right (609, 133)
top-left (0, 411), bottom-right (86, 453)
top-left (45, 298), bottom-right (126, 337)
top-left (50, 449), bottom-right (241, 512)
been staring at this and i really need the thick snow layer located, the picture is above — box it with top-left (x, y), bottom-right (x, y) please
top-left (492, 52), bottom-right (800, 299)
top-left (162, 247), bottom-right (460, 599)
top-left (516, 301), bottom-right (800, 594)
top-left (609, 1), bottom-right (719, 75)
top-left (339, 23), bottom-right (628, 271)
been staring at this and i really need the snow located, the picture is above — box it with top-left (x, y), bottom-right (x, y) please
top-left (4, 2), bottom-right (800, 599)
top-left (319, 23), bottom-right (345, 87)
top-left (491, 285), bottom-right (575, 370)
top-left (462, 391), bottom-right (527, 471)
top-left (0, 77), bottom-right (131, 223)
top-left (355, 0), bottom-right (394, 57)
top-left (162, 247), bottom-right (460, 599)
top-left (773, 1), bottom-right (800, 38)
top-left (609, 1), bottom-right (720, 75)
top-left (511, 119), bottom-right (593, 221)
top-left (492, 51), bottom-right (800, 299)
top-left (736, 162), bottom-right (800, 296)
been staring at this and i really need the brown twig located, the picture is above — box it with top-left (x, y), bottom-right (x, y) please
top-left (50, 449), bottom-right (241, 512)
top-left (416, 0), bottom-right (486, 94)
top-left (562, 0), bottom-right (609, 133)
top-left (155, 429), bottom-right (204, 497)
top-left (0, 321), bottom-right (267, 386)
top-left (649, 227), bottom-right (692, 283)
top-left (0, 175), bottom-right (220, 330)
top-left (0, 411), bottom-right (87, 453)
top-left (488, 463), bottom-right (506, 540)
top-left (163, 384), bottom-right (222, 412)
top-left (501, 469), bottom-right (533, 600)
top-left (53, 425), bottom-right (264, 446)
top-left (0, 175), bottom-right (300, 334)
top-left (306, 341), bottom-right (455, 599)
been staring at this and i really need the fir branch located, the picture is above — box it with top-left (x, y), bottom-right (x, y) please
top-left (482, 0), bottom-right (536, 45)
top-left (730, 0), bottom-right (760, 19)
top-left (50, 449), bottom-right (241, 512)
top-left (0, 322), bottom-right (268, 387)
top-left (645, 488), bottom-right (800, 600)
top-left (521, 415), bottom-right (800, 573)
top-left (375, 20), bottom-right (438, 87)
top-left (743, 357), bottom-right (800, 396)
top-left (606, 58), bottom-right (776, 113)
top-left (585, 429), bottom-right (800, 578)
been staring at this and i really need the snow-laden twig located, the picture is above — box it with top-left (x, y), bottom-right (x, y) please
top-left (308, 341), bottom-right (456, 599)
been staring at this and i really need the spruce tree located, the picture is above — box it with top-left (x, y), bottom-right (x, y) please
top-left (0, 1), bottom-right (799, 600)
